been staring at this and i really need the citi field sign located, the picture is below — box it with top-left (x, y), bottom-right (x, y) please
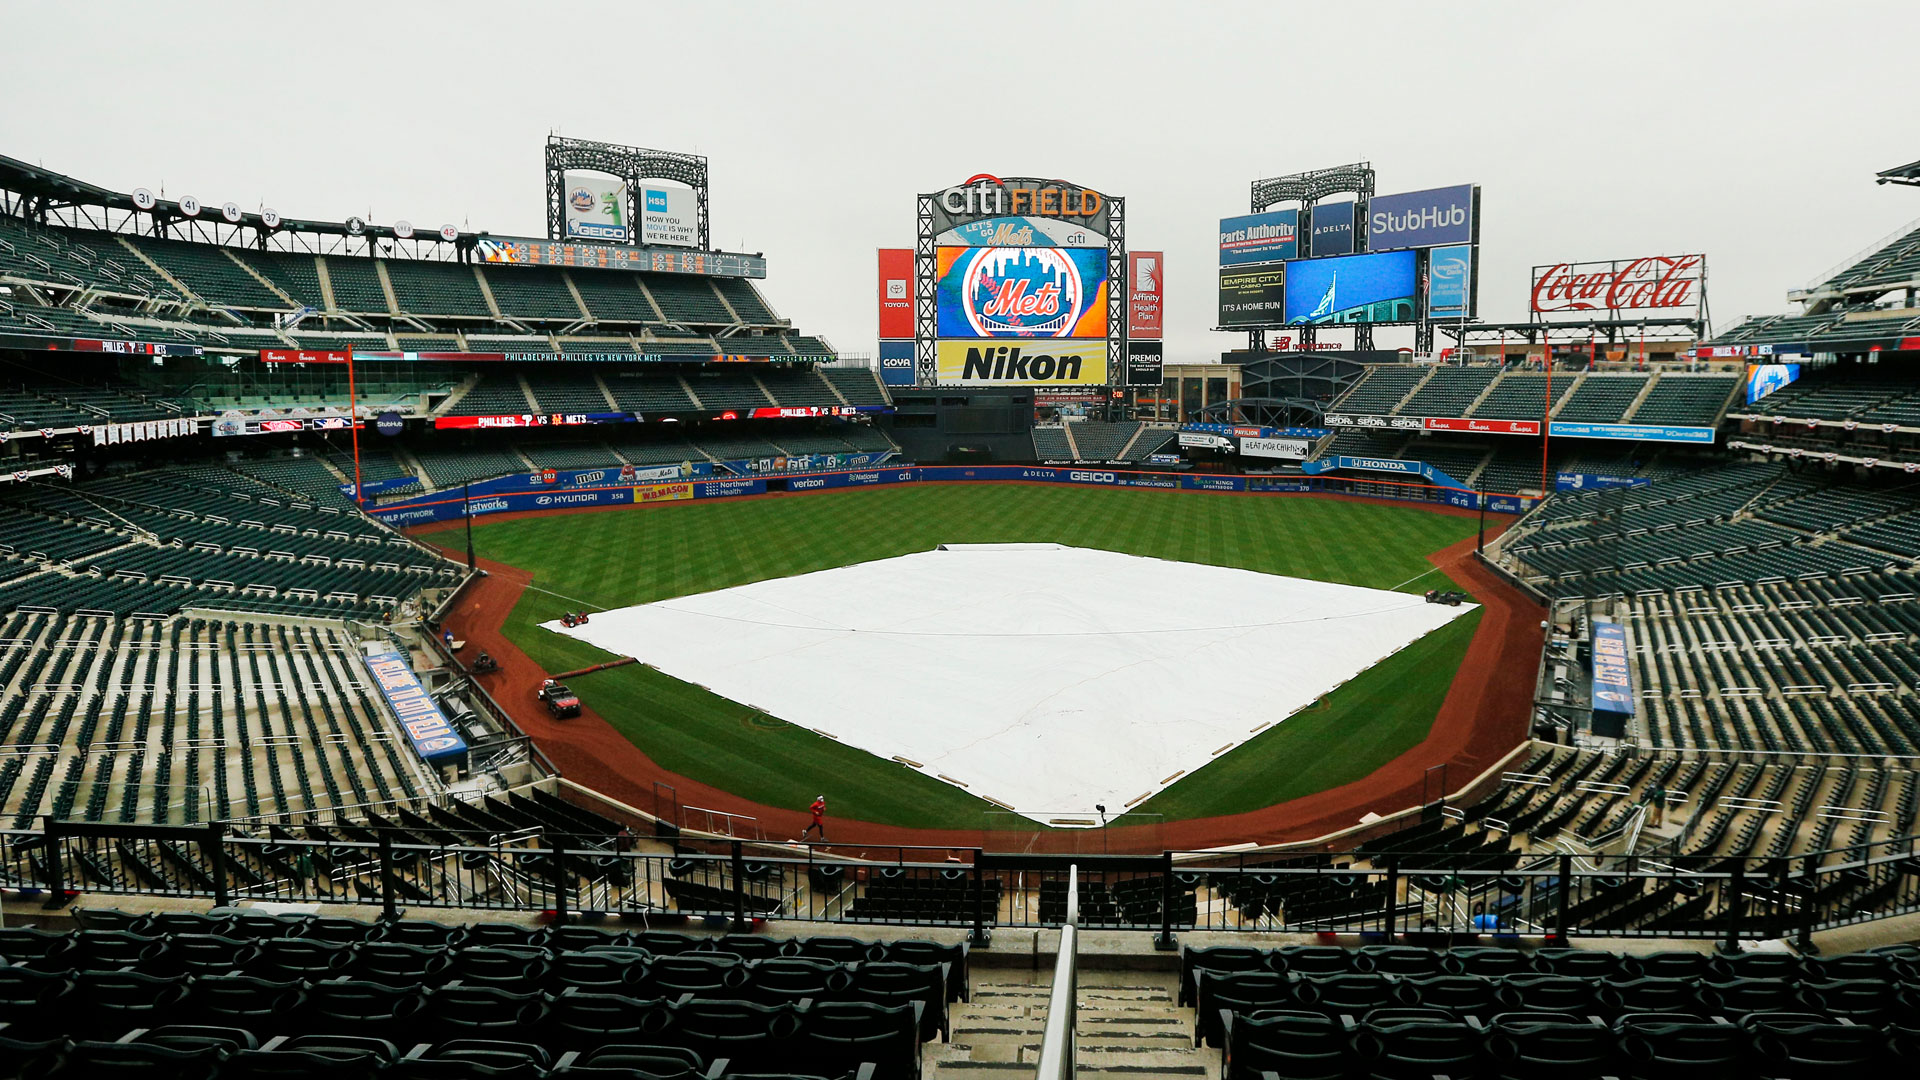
top-left (932, 174), bottom-right (1114, 238)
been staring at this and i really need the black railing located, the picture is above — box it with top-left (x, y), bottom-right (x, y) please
top-left (7, 823), bottom-right (1920, 948)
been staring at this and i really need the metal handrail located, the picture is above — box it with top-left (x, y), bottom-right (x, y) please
top-left (1034, 864), bottom-right (1078, 1080)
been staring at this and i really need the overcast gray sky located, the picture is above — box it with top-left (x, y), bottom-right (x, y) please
top-left (4, 1), bottom-right (1916, 360)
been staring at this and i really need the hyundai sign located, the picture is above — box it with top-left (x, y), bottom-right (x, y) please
top-left (1365, 184), bottom-right (1477, 251)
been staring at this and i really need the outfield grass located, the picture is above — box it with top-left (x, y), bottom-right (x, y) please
top-left (442, 485), bottom-right (1480, 828)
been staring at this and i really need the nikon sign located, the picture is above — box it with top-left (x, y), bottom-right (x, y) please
top-left (935, 339), bottom-right (1109, 386)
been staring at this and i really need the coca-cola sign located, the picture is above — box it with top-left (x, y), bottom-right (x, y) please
top-left (1530, 255), bottom-right (1705, 315)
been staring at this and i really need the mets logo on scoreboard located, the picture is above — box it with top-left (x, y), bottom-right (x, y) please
top-left (939, 246), bottom-right (1108, 338)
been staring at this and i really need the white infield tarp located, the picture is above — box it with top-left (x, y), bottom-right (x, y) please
top-left (545, 544), bottom-right (1473, 822)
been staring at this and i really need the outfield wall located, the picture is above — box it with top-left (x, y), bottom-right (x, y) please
top-left (368, 464), bottom-right (1536, 528)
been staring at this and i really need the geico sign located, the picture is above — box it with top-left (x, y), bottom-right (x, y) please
top-left (941, 175), bottom-right (1102, 218)
top-left (1069, 471), bottom-right (1116, 483)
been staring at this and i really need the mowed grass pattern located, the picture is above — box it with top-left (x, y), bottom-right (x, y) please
top-left (444, 485), bottom-right (1480, 829)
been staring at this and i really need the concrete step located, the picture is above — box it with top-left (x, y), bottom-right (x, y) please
top-left (1079, 1014), bottom-right (1187, 1030)
top-left (927, 1063), bottom-right (1037, 1077)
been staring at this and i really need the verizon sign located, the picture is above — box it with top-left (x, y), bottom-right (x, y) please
top-left (1530, 255), bottom-right (1705, 315)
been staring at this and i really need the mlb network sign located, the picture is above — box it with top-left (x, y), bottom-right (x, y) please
top-left (1366, 184), bottom-right (1477, 251)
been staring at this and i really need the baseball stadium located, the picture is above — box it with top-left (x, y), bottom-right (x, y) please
top-left (6, 53), bottom-right (1920, 1080)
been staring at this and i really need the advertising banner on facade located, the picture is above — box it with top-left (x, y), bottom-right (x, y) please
top-left (930, 176), bottom-right (1112, 239)
top-left (1555, 472), bottom-right (1652, 492)
top-left (1547, 421), bottom-right (1717, 444)
top-left (879, 339), bottom-right (916, 386)
top-left (1530, 255), bottom-right (1705, 315)
top-left (936, 216), bottom-right (1105, 248)
top-left (562, 173), bottom-right (629, 243)
top-left (1365, 184), bottom-right (1477, 251)
top-left (1324, 413), bottom-right (1426, 431)
top-left (363, 644), bottom-right (468, 764)
top-left (1218, 265), bottom-right (1286, 327)
top-left (1128, 251), bottom-right (1163, 338)
top-left (1185, 423), bottom-right (1330, 440)
top-left (1591, 621), bottom-right (1635, 718)
top-left (212, 412), bottom-right (358, 437)
top-left (1425, 416), bottom-right (1539, 436)
top-left (475, 237), bottom-right (764, 278)
top-left (878, 248), bottom-right (914, 339)
top-left (936, 246), bottom-right (1110, 339)
top-left (1239, 437), bottom-right (1312, 459)
top-left (1308, 201), bottom-right (1355, 256)
top-left (1299, 454), bottom-right (1468, 491)
top-left (1218, 209), bottom-right (1298, 266)
top-left (1746, 362), bottom-right (1802, 404)
top-left (639, 184), bottom-right (698, 248)
top-left (1125, 340), bottom-right (1164, 387)
top-left (1179, 432), bottom-right (1233, 449)
top-left (433, 412), bottom-right (636, 430)
top-left (1427, 244), bottom-right (1475, 319)
top-left (1284, 250), bottom-right (1417, 325)
top-left (935, 339), bottom-right (1108, 386)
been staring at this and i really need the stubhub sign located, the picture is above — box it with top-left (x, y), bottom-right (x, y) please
top-left (1366, 184), bottom-right (1476, 251)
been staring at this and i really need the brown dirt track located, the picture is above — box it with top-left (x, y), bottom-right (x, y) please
top-left (424, 491), bottom-right (1543, 851)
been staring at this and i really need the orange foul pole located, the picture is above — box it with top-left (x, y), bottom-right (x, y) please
top-left (1539, 328), bottom-right (1552, 495)
top-left (347, 348), bottom-right (362, 507)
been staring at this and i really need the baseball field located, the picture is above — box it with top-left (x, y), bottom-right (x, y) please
top-left (428, 484), bottom-right (1486, 831)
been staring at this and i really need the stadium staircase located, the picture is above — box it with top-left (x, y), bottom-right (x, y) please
top-left (1388, 367), bottom-right (1435, 413)
top-left (312, 257), bottom-right (339, 313)
top-left (1116, 425), bottom-right (1153, 461)
top-left (113, 239), bottom-right (198, 305)
top-left (474, 267), bottom-right (505, 321)
top-left (374, 260), bottom-right (401, 316)
top-left (1548, 371), bottom-right (1587, 418)
top-left (1061, 423), bottom-right (1083, 461)
top-left (1459, 376), bottom-right (1505, 418)
top-left (709, 280), bottom-right (742, 324)
top-left (930, 966), bottom-right (1214, 1077)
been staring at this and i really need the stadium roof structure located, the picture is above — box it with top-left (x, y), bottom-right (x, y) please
top-left (1877, 158), bottom-right (1920, 187)
top-left (0, 152), bottom-right (767, 269)
top-left (1705, 160), bottom-right (1920, 355)
top-left (0, 153), bottom-right (471, 254)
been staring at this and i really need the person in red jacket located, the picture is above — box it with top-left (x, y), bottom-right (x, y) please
top-left (801, 795), bottom-right (827, 841)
